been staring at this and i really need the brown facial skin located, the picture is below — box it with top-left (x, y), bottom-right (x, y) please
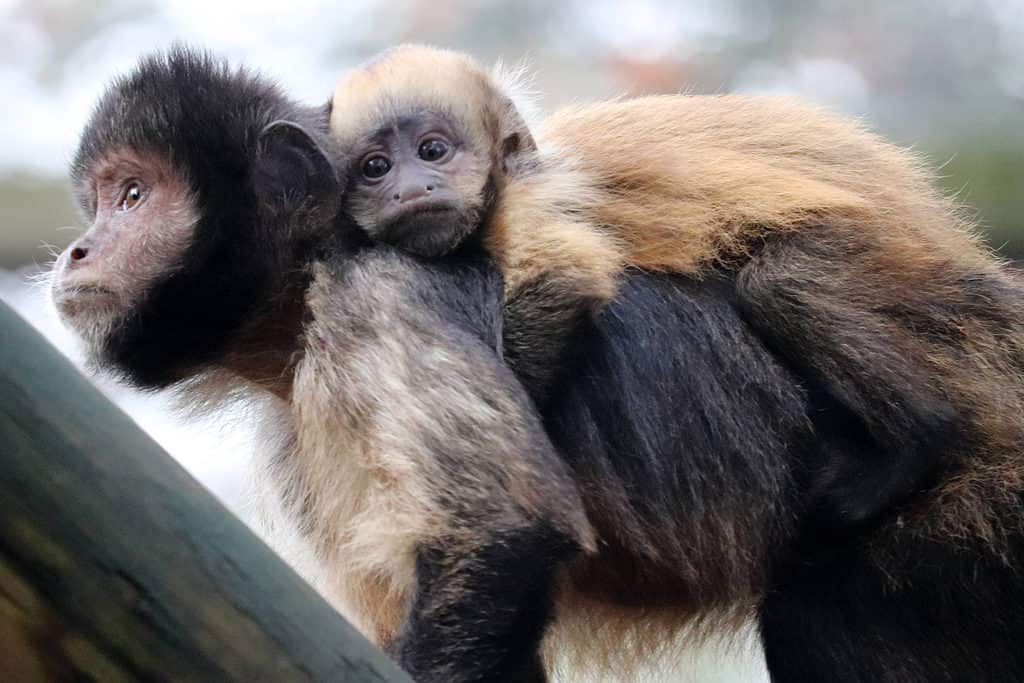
top-left (52, 148), bottom-right (197, 358)
top-left (346, 113), bottom-right (492, 257)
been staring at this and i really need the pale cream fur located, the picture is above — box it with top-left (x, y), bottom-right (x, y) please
top-left (331, 46), bottom-right (521, 163)
top-left (289, 279), bottom-right (432, 641)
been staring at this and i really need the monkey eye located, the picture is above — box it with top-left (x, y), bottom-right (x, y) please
top-left (362, 155), bottom-right (392, 179)
top-left (418, 138), bottom-right (450, 162)
top-left (118, 182), bottom-right (144, 212)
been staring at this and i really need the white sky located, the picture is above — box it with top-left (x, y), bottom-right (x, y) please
top-left (0, 0), bottom-right (384, 175)
top-left (2, 0), bottom-right (1023, 178)
top-left (0, 0), bottom-right (765, 176)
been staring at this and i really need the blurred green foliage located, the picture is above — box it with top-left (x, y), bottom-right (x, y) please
top-left (937, 139), bottom-right (1024, 257)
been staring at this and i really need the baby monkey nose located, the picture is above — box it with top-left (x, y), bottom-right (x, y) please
top-left (395, 184), bottom-right (434, 203)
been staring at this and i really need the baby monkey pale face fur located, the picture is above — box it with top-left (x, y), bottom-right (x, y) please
top-left (346, 110), bottom-right (492, 257)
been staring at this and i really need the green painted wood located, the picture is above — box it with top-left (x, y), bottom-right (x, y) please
top-left (0, 300), bottom-right (411, 682)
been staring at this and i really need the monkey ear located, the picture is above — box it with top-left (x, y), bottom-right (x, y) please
top-left (496, 97), bottom-right (537, 175)
top-left (254, 120), bottom-right (340, 228)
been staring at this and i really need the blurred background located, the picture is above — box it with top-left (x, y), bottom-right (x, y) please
top-left (3, 0), bottom-right (1023, 269)
top-left (1, 1), bottom-right (1022, 680)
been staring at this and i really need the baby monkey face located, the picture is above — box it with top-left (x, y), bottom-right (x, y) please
top-left (346, 111), bottom-right (490, 257)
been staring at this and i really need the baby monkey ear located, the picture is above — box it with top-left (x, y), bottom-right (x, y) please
top-left (495, 95), bottom-right (537, 175)
top-left (254, 120), bottom-right (341, 231)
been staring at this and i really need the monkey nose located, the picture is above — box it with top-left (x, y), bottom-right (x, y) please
top-left (395, 185), bottom-right (433, 203)
top-left (65, 236), bottom-right (102, 268)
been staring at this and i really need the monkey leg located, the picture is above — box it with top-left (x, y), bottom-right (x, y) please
top-left (735, 229), bottom-right (963, 533)
top-left (373, 332), bottom-right (588, 682)
top-left (302, 249), bottom-right (592, 682)
top-left (390, 522), bottom-right (576, 683)
top-left (760, 517), bottom-right (1024, 682)
top-left (373, 326), bottom-right (589, 682)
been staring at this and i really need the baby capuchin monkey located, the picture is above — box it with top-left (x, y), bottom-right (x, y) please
top-left (332, 45), bottom-right (983, 405)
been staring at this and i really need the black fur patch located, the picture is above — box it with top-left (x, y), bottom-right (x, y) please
top-left (736, 232), bottom-right (962, 533)
top-left (393, 523), bottom-right (572, 683)
top-left (75, 47), bottom-right (335, 388)
top-left (542, 271), bottom-right (811, 602)
top-left (503, 272), bottom-right (602, 407)
top-left (761, 523), bottom-right (1024, 682)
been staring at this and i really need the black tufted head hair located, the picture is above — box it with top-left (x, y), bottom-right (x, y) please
top-left (68, 46), bottom-right (341, 389)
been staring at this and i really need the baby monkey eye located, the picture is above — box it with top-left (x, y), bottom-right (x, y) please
top-left (418, 138), bottom-right (450, 162)
top-left (119, 182), bottom-right (144, 211)
top-left (362, 155), bottom-right (392, 179)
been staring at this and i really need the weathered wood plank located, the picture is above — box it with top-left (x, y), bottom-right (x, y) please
top-left (0, 300), bottom-right (411, 682)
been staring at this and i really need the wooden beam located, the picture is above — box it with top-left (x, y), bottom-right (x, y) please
top-left (0, 300), bottom-right (411, 682)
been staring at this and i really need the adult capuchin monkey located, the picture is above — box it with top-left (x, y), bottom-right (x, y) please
top-left (54, 48), bottom-right (1024, 683)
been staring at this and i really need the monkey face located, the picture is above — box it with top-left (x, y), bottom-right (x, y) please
top-left (52, 48), bottom-right (343, 390)
top-left (346, 112), bottom-right (490, 257)
top-left (52, 148), bottom-right (199, 360)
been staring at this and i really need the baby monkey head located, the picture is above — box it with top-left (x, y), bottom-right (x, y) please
top-left (332, 45), bottom-right (535, 258)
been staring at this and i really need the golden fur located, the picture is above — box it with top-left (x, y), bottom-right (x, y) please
top-left (330, 45), bottom-right (995, 312)
top-left (530, 95), bottom-right (986, 275)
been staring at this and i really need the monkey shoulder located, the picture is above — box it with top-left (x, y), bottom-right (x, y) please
top-left (304, 246), bottom-right (505, 354)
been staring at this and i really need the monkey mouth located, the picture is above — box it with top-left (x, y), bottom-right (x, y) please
top-left (383, 203), bottom-right (456, 225)
top-left (53, 284), bottom-right (120, 318)
top-left (380, 208), bottom-right (474, 258)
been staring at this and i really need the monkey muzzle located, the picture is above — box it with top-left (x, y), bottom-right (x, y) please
top-left (379, 207), bottom-right (475, 258)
